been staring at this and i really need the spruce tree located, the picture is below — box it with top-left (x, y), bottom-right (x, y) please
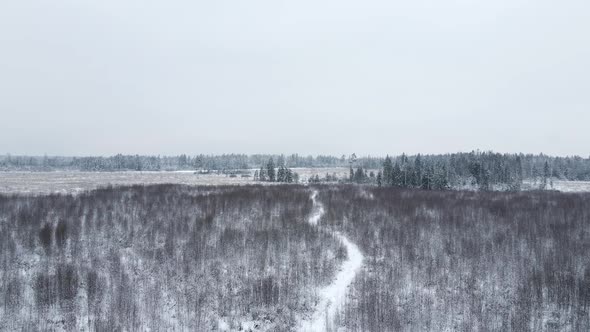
top-left (355, 167), bottom-right (365, 183)
top-left (383, 156), bottom-right (393, 186)
top-left (392, 162), bottom-right (402, 187)
top-left (401, 153), bottom-right (409, 187)
top-left (414, 154), bottom-right (423, 187)
top-left (277, 154), bottom-right (286, 168)
top-left (421, 166), bottom-right (433, 190)
top-left (515, 156), bottom-right (523, 190)
top-left (267, 158), bottom-right (276, 182)
top-left (542, 161), bottom-right (550, 190)
top-left (259, 166), bottom-right (267, 181)
top-left (277, 166), bottom-right (286, 182)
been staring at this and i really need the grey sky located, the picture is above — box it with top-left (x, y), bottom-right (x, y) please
top-left (1, 0), bottom-right (589, 157)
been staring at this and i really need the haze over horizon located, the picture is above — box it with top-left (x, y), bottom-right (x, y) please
top-left (1, 0), bottom-right (589, 157)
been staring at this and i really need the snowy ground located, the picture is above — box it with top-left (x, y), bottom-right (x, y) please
top-left (299, 191), bottom-right (364, 332)
top-left (540, 180), bottom-right (590, 192)
top-left (2, 171), bottom-right (589, 196)
top-left (0, 168), bottom-right (351, 195)
top-left (0, 171), bottom-right (251, 195)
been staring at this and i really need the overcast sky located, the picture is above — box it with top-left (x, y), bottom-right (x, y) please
top-left (1, 0), bottom-right (588, 157)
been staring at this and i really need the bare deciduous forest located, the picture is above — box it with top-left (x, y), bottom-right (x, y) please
top-left (1, 184), bottom-right (589, 331)
top-left (318, 186), bottom-right (590, 331)
top-left (0, 185), bottom-right (345, 331)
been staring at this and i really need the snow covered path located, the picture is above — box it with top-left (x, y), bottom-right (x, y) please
top-left (299, 191), bottom-right (364, 332)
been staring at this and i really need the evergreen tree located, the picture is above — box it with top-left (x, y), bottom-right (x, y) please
top-left (377, 171), bottom-right (382, 187)
top-left (421, 166), bottom-right (433, 190)
top-left (433, 164), bottom-right (450, 190)
top-left (179, 154), bottom-right (188, 168)
top-left (512, 155), bottom-right (523, 190)
top-left (259, 166), bottom-right (267, 181)
top-left (541, 161), bottom-right (550, 190)
top-left (392, 162), bottom-right (402, 187)
top-left (401, 153), bottom-right (409, 187)
top-left (277, 166), bottom-right (286, 182)
top-left (414, 154), bottom-right (423, 187)
top-left (354, 167), bottom-right (365, 183)
top-left (532, 164), bottom-right (540, 185)
top-left (383, 156), bottom-right (393, 186)
top-left (277, 154), bottom-right (286, 167)
top-left (267, 158), bottom-right (276, 182)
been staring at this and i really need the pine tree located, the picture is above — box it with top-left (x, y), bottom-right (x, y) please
top-left (376, 171), bottom-right (382, 187)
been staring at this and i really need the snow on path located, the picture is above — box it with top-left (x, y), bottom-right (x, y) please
top-left (299, 191), bottom-right (364, 332)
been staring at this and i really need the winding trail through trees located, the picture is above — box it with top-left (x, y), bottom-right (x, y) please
top-left (299, 190), bottom-right (364, 332)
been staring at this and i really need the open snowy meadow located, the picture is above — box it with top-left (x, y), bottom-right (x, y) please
top-left (2, 170), bottom-right (589, 196)
top-left (0, 168), bottom-right (353, 195)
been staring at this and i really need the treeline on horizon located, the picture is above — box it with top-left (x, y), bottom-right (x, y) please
top-left (2, 151), bottom-right (589, 183)
top-left (354, 153), bottom-right (546, 191)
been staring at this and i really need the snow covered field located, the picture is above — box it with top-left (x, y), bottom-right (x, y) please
top-left (0, 168), bottom-right (352, 195)
top-left (520, 179), bottom-right (590, 192)
top-left (544, 180), bottom-right (590, 192)
top-left (2, 171), bottom-right (589, 196)
top-left (0, 171), bottom-right (252, 195)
